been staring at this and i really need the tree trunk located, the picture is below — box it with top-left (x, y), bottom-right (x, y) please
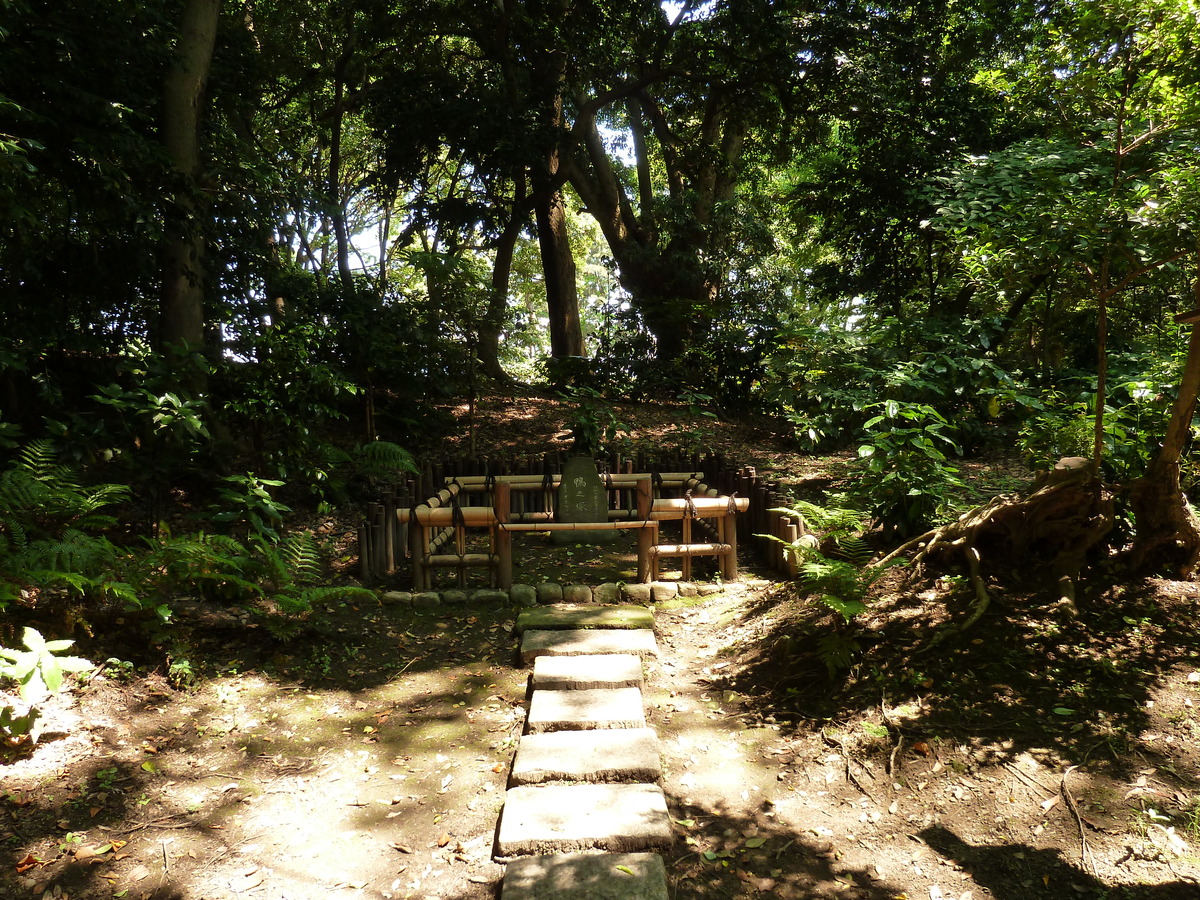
top-left (537, 188), bottom-right (584, 359)
top-left (479, 209), bottom-right (524, 383)
top-left (532, 2), bottom-right (584, 361)
top-left (1128, 255), bottom-right (1200, 576)
top-left (328, 50), bottom-right (356, 298)
top-left (160, 0), bottom-right (220, 363)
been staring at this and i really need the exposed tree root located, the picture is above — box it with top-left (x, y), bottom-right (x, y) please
top-left (1127, 459), bottom-right (1200, 578)
top-left (876, 458), bottom-right (1115, 640)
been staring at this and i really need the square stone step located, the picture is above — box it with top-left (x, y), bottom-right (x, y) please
top-left (532, 653), bottom-right (643, 691)
top-left (511, 728), bottom-right (661, 785)
top-left (497, 783), bottom-right (673, 855)
top-left (527, 687), bottom-right (645, 733)
top-left (501, 851), bottom-right (668, 900)
top-left (521, 629), bottom-right (658, 665)
top-left (515, 604), bottom-right (654, 635)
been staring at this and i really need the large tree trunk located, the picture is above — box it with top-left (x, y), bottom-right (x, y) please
top-left (532, 3), bottom-right (584, 361)
top-left (537, 188), bottom-right (584, 359)
top-left (1128, 257), bottom-right (1200, 576)
top-left (160, 0), bottom-right (220, 363)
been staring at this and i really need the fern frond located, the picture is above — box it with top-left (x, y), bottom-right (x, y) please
top-left (15, 530), bottom-right (118, 576)
top-left (815, 632), bottom-right (860, 676)
top-left (279, 531), bottom-right (323, 585)
top-left (355, 440), bottom-right (416, 482)
top-left (834, 536), bottom-right (875, 567)
top-left (817, 593), bottom-right (867, 623)
top-left (16, 440), bottom-right (69, 485)
top-left (136, 532), bottom-right (260, 601)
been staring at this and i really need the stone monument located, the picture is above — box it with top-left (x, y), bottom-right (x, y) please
top-left (553, 456), bottom-right (618, 544)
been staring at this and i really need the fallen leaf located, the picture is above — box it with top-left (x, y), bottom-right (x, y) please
top-left (616, 865), bottom-right (635, 875)
top-left (15, 854), bottom-right (41, 873)
top-left (437, 833), bottom-right (451, 847)
top-left (744, 837), bottom-right (767, 849)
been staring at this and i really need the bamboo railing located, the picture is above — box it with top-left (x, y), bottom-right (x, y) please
top-left (358, 452), bottom-right (804, 587)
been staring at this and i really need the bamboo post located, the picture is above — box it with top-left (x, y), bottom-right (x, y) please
top-left (409, 514), bottom-right (427, 590)
top-left (494, 481), bottom-right (512, 589)
top-left (681, 507), bottom-right (693, 582)
top-left (383, 493), bottom-right (396, 575)
top-left (368, 503), bottom-right (384, 580)
top-left (783, 517), bottom-right (799, 577)
top-left (636, 477), bottom-right (654, 583)
top-left (721, 508), bottom-right (739, 582)
top-left (358, 523), bottom-right (371, 582)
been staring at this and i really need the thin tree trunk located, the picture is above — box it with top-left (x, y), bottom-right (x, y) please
top-left (1129, 253), bottom-right (1200, 575)
top-left (328, 52), bottom-right (355, 297)
top-left (160, 0), bottom-right (220, 363)
top-left (480, 208), bottom-right (525, 382)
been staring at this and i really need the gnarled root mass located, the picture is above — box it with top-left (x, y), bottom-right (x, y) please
top-left (876, 460), bottom-right (1115, 640)
top-left (1127, 460), bottom-right (1200, 578)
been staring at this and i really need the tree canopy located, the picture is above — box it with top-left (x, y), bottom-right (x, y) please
top-left (0, 0), bottom-right (1197, 558)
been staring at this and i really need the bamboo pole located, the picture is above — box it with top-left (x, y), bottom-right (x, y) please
top-left (358, 523), bottom-right (371, 582)
top-left (383, 493), bottom-right (396, 575)
top-left (497, 520), bottom-right (657, 532)
top-left (495, 481), bottom-right (512, 589)
top-left (637, 477), bottom-right (654, 583)
top-left (649, 543), bottom-right (732, 558)
top-left (409, 515), bottom-right (426, 590)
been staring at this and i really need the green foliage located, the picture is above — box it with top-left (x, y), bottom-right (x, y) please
top-left (0, 626), bottom-right (93, 702)
top-left (0, 441), bottom-right (136, 611)
top-left (847, 402), bottom-right (965, 537)
top-left (762, 317), bottom-right (1041, 454)
top-left (353, 441), bottom-right (417, 485)
top-left (663, 389), bottom-right (721, 455)
top-left (561, 387), bottom-right (629, 457)
top-left (132, 529), bottom-right (373, 641)
top-left (0, 702), bottom-right (42, 749)
top-left (0, 440), bottom-right (129, 541)
top-left (771, 500), bottom-right (869, 553)
top-left (764, 499), bottom-right (887, 676)
top-left (211, 474), bottom-right (292, 543)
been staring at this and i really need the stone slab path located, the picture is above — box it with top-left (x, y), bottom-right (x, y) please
top-left (519, 627), bottom-right (659, 664)
top-left (497, 607), bottom-right (671, 900)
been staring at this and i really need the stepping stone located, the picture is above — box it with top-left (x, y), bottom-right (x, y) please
top-left (515, 604), bottom-right (654, 635)
top-left (497, 783), bottom-right (673, 855)
top-left (521, 629), bottom-right (658, 665)
top-left (527, 687), bottom-right (646, 733)
top-left (532, 653), bottom-right (643, 690)
top-left (501, 851), bottom-right (668, 900)
top-left (510, 728), bottom-right (661, 785)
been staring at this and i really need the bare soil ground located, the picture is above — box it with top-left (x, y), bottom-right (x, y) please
top-left (4, 391), bottom-right (1200, 900)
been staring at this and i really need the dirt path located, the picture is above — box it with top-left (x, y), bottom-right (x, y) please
top-left (7, 573), bottom-right (1200, 900)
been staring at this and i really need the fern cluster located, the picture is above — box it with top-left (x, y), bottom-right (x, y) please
top-left (1, 442), bottom-right (371, 643)
top-left (764, 498), bottom-right (897, 676)
top-left (0, 440), bottom-right (129, 545)
top-left (1, 441), bottom-right (134, 612)
top-left (134, 529), bottom-right (374, 641)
